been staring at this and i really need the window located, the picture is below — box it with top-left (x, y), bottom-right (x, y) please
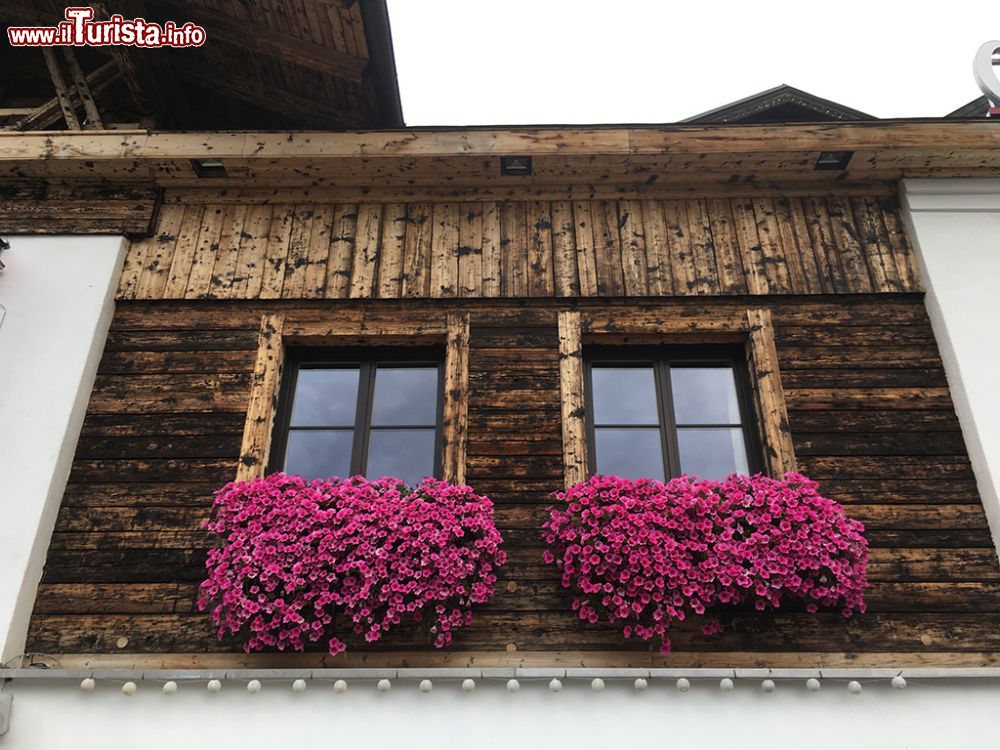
top-left (270, 348), bottom-right (444, 485)
top-left (584, 347), bottom-right (760, 481)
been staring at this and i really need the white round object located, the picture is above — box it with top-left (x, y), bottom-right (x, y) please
top-left (676, 677), bottom-right (691, 692)
top-left (548, 678), bottom-right (563, 692)
top-left (806, 678), bottom-right (822, 692)
top-left (121, 681), bottom-right (137, 696)
top-left (761, 679), bottom-right (776, 693)
top-left (162, 681), bottom-right (178, 695)
top-left (591, 677), bottom-right (605, 692)
top-left (80, 677), bottom-right (96, 692)
top-left (847, 680), bottom-right (863, 695)
top-left (419, 679), bottom-right (433, 693)
top-left (891, 676), bottom-right (907, 689)
top-left (246, 679), bottom-right (262, 694)
top-left (334, 679), bottom-right (348, 694)
top-left (462, 678), bottom-right (476, 692)
top-left (292, 679), bottom-right (307, 693)
top-left (974, 41), bottom-right (1000, 104)
top-left (377, 679), bottom-right (392, 693)
top-left (633, 677), bottom-right (648, 691)
top-left (207, 679), bottom-right (222, 693)
top-left (719, 678), bottom-right (734, 692)
top-left (506, 679), bottom-right (520, 692)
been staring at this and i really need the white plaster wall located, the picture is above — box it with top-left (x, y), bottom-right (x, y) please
top-left (2, 678), bottom-right (1000, 749)
top-left (901, 179), bottom-right (1000, 557)
top-left (0, 235), bottom-right (127, 663)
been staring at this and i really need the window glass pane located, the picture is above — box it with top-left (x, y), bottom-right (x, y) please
top-left (594, 428), bottom-right (665, 480)
top-left (591, 366), bottom-right (658, 425)
top-left (677, 427), bottom-right (749, 480)
top-left (289, 368), bottom-right (359, 427)
top-left (284, 429), bottom-right (354, 480)
top-left (670, 366), bottom-right (742, 425)
top-left (371, 366), bottom-right (438, 426)
top-left (366, 428), bottom-right (436, 486)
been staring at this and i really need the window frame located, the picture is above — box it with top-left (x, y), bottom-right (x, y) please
top-left (269, 346), bottom-right (447, 481)
top-left (583, 344), bottom-right (763, 480)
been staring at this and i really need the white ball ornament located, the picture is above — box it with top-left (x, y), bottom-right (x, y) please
top-left (891, 676), bottom-right (907, 690)
top-left (806, 678), bottom-right (822, 692)
top-left (633, 677), bottom-right (648, 691)
top-left (719, 678), bottom-right (735, 692)
top-left (419, 679), bottom-right (433, 693)
top-left (80, 678), bottom-right (96, 692)
top-left (162, 681), bottom-right (178, 695)
top-left (506, 679), bottom-right (520, 693)
top-left (207, 679), bottom-right (222, 693)
top-left (847, 681), bottom-right (863, 695)
top-left (676, 677), bottom-right (691, 692)
top-left (334, 679), bottom-right (348, 694)
top-left (121, 681), bottom-right (138, 696)
top-left (462, 678), bottom-right (476, 692)
top-left (246, 679), bottom-right (262, 694)
top-left (591, 678), bottom-right (605, 692)
top-left (292, 679), bottom-right (307, 693)
top-left (761, 679), bottom-right (776, 693)
top-left (377, 679), bottom-right (392, 693)
top-left (548, 678), bottom-right (563, 692)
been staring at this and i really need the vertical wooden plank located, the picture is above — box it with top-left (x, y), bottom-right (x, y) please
top-left (349, 203), bottom-right (383, 299)
top-left (685, 199), bottom-right (721, 295)
top-left (750, 198), bottom-right (792, 295)
top-left (704, 198), bottom-right (747, 295)
top-left (280, 205), bottom-right (316, 298)
top-left (325, 204), bottom-right (359, 299)
top-left (303, 205), bottom-right (335, 298)
top-left (826, 196), bottom-right (874, 294)
top-left (591, 200), bottom-right (624, 296)
top-left (118, 234), bottom-right (152, 300)
top-left (746, 308), bottom-right (797, 478)
top-left (442, 313), bottom-right (470, 485)
top-left (618, 199), bottom-right (649, 296)
top-left (134, 203), bottom-right (186, 301)
top-left (207, 204), bottom-right (250, 299)
top-left (550, 200), bottom-right (580, 297)
top-left (572, 201), bottom-right (599, 297)
top-left (852, 195), bottom-right (901, 293)
top-left (184, 205), bottom-right (227, 299)
top-left (802, 197), bottom-right (848, 295)
top-left (457, 202), bottom-right (484, 297)
top-left (41, 48), bottom-right (80, 130)
top-left (773, 197), bottom-right (821, 295)
top-left (162, 205), bottom-right (208, 298)
top-left (259, 204), bottom-right (295, 299)
top-left (430, 202), bottom-right (460, 298)
top-left (236, 313), bottom-right (285, 482)
top-left (527, 201), bottom-right (555, 297)
top-left (640, 199), bottom-right (674, 296)
top-left (500, 201), bottom-right (527, 297)
top-left (663, 199), bottom-right (696, 295)
top-left (880, 197), bottom-right (922, 292)
top-left (480, 202), bottom-right (502, 298)
top-left (376, 202), bottom-right (407, 298)
top-left (230, 204), bottom-right (274, 300)
top-left (401, 203), bottom-right (432, 297)
top-left (558, 311), bottom-right (588, 487)
top-left (730, 199), bottom-right (768, 296)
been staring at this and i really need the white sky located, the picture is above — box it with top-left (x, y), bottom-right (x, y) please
top-left (387, 0), bottom-right (995, 125)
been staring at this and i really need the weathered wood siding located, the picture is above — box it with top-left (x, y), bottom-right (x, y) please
top-left (27, 296), bottom-right (1000, 663)
top-left (117, 195), bottom-right (920, 300)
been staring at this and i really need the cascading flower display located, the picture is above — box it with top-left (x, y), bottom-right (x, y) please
top-left (541, 473), bottom-right (868, 653)
top-left (199, 473), bottom-right (506, 655)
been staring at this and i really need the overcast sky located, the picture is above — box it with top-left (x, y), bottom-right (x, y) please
top-left (387, 0), bottom-right (994, 126)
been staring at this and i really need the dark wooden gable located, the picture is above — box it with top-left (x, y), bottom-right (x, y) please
top-left (684, 84), bottom-right (875, 124)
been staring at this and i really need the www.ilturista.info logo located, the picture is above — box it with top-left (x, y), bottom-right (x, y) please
top-left (7, 7), bottom-right (206, 48)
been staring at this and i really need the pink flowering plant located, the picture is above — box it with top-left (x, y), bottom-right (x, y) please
top-left (199, 473), bottom-right (506, 654)
top-left (541, 473), bottom-right (868, 653)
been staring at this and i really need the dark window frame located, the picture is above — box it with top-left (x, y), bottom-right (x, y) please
top-left (269, 346), bottom-right (446, 480)
top-left (583, 344), bottom-right (763, 480)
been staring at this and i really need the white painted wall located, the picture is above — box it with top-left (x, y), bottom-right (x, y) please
top-left (0, 235), bottom-right (127, 663)
top-left (2, 678), bottom-right (1000, 749)
top-left (901, 179), bottom-right (1000, 557)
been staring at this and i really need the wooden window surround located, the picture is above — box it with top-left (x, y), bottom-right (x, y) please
top-left (236, 312), bottom-right (470, 484)
top-left (558, 308), bottom-right (797, 487)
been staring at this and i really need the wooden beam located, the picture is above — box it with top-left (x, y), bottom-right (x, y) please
top-left (558, 310), bottom-right (588, 487)
top-left (746, 307), bottom-right (798, 477)
top-left (442, 313), bottom-right (470, 484)
top-left (12, 62), bottom-right (120, 131)
top-left (40, 48), bottom-right (80, 130)
top-left (61, 48), bottom-right (104, 128)
top-left (235, 314), bottom-right (285, 481)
